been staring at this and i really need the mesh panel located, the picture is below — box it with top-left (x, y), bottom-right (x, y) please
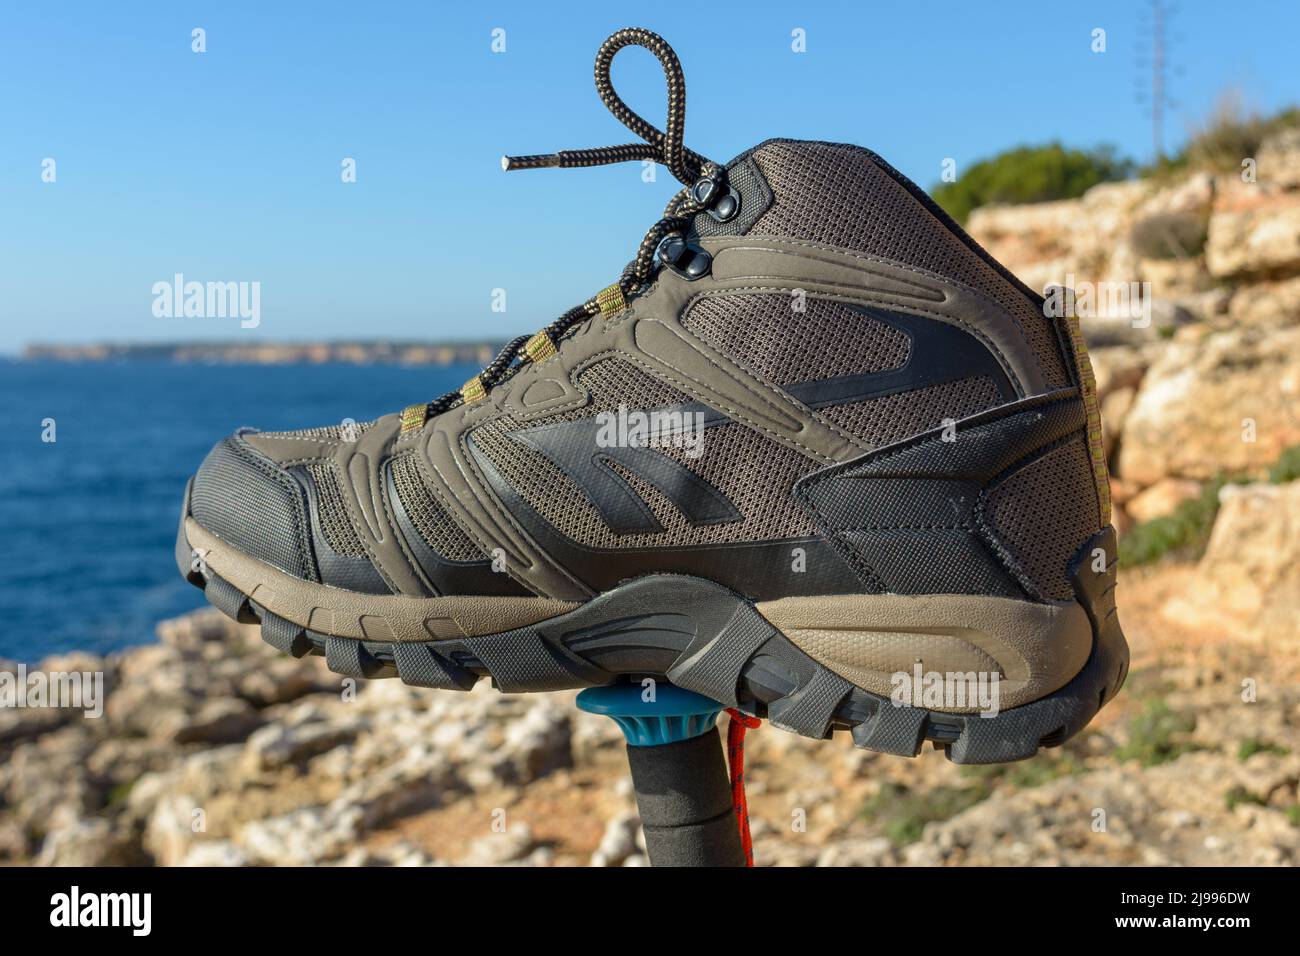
top-left (682, 294), bottom-right (910, 385)
top-left (558, 358), bottom-right (688, 421)
top-left (646, 423), bottom-right (819, 543)
top-left (190, 437), bottom-right (316, 581)
top-left (818, 376), bottom-right (1003, 448)
top-left (303, 462), bottom-right (366, 557)
top-left (261, 421), bottom-right (374, 441)
top-left (984, 437), bottom-right (1101, 600)
top-left (748, 141), bottom-right (1068, 388)
top-left (390, 452), bottom-right (485, 562)
top-left (472, 417), bottom-right (599, 538)
top-left (472, 358), bottom-right (819, 548)
top-left (475, 418), bottom-right (819, 549)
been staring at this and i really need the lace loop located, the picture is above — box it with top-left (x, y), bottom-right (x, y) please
top-left (592, 27), bottom-right (708, 185)
top-left (502, 27), bottom-right (711, 187)
top-left (409, 28), bottom-right (720, 426)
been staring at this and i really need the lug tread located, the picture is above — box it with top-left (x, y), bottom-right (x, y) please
top-left (178, 506), bottom-right (1128, 765)
top-left (260, 611), bottom-right (314, 658)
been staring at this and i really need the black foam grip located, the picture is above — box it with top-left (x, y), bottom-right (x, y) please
top-left (623, 728), bottom-right (745, 867)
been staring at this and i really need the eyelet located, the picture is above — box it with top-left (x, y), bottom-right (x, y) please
top-left (691, 176), bottom-right (741, 223)
top-left (656, 235), bottom-right (712, 280)
top-left (709, 190), bottom-right (740, 222)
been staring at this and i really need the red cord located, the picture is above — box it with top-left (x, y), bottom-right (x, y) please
top-left (724, 707), bottom-right (762, 867)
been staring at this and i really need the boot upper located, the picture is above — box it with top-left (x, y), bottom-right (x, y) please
top-left (190, 135), bottom-right (1106, 607)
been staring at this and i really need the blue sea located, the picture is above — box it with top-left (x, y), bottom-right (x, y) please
top-left (0, 360), bottom-right (475, 662)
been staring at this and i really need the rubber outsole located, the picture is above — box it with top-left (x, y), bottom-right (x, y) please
top-left (176, 483), bottom-right (1129, 765)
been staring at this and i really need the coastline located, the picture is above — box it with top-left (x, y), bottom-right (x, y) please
top-left (18, 340), bottom-right (507, 367)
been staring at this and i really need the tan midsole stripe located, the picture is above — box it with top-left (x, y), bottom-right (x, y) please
top-left (756, 592), bottom-right (1092, 712)
top-left (187, 518), bottom-right (576, 641)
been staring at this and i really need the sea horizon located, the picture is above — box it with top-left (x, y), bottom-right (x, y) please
top-left (0, 359), bottom-right (478, 662)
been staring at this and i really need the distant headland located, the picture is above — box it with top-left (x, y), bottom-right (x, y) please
top-left (19, 340), bottom-right (507, 366)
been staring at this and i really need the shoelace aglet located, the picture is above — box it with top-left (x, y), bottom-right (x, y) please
top-left (501, 153), bottom-right (560, 172)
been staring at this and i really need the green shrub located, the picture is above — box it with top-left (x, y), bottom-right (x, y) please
top-left (1119, 444), bottom-right (1300, 568)
top-left (1237, 738), bottom-right (1290, 761)
top-left (860, 781), bottom-right (991, 846)
top-left (1148, 96), bottom-right (1300, 175)
top-left (960, 748), bottom-right (1084, 789)
top-left (931, 142), bottom-right (1134, 224)
top-left (105, 781), bottom-right (136, 806)
top-left (1129, 211), bottom-right (1209, 260)
top-left (1189, 100), bottom-right (1300, 171)
top-left (1224, 785), bottom-right (1269, 811)
top-left (1114, 699), bottom-right (1198, 768)
top-left (1119, 478), bottom-right (1226, 567)
top-left (1268, 445), bottom-right (1300, 484)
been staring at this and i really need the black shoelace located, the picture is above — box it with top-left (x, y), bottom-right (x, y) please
top-left (411, 27), bottom-right (723, 424)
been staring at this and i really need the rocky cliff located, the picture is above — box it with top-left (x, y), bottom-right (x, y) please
top-left (4, 132), bottom-right (1299, 866)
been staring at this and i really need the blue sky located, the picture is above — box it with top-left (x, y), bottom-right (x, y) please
top-left (1, 0), bottom-right (1296, 353)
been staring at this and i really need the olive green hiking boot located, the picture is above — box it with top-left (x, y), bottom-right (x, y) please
top-left (178, 27), bottom-right (1127, 764)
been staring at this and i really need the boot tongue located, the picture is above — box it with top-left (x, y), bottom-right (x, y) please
top-left (685, 144), bottom-right (779, 240)
top-left (687, 137), bottom-right (942, 257)
top-left (694, 138), bottom-right (930, 252)
top-left (689, 138), bottom-right (879, 239)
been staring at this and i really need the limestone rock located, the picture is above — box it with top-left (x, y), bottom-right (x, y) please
top-left (329, 744), bottom-right (455, 829)
top-left (816, 836), bottom-right (895, 867)
top-left (0, 707), bottom-right (66, 743)
top-left (501, 702), bottom-right (572, 784)
top-left (169, 697), bottom-right (264, 745)
top-left (459, 822), bottom-right (536, 866)
top-left (1117, 325), bottom-right (1300, 484)
top-left (237, 805), bottom-right (363, 866)
top-left (142, 793), bottom-right (205, 867)
top-left (179, 840), bottom-right (250, 867)
top-left (590, 812), bottom-right (643, 867)
top-left (242, 706), bottom-right (367, 772)
top-left (1088, 345), bottom-right (1148, 399)
top-left (1126, 478), bottom-right (1204, 524)
top-left (1230, 275), bottom-right (1300, 327)
top-left (1207, 197), bottom-right (1300, 278)
top-left (1100, 385), bottom-right (1135, 462)
top-left (35, 811), bottom-right (141, 866)
top-left (1162, 481), bottom-right (1300, 643)
top-left (1256, 126), bottom-right (1300, 191)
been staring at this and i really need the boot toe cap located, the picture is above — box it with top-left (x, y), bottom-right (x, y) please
top-left (190, 431), bottom-right (318, 582)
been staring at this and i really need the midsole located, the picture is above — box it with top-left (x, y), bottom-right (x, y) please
top-left (756, 592), bottom-right (1092, 711)
top-left (189, 516), bottom-right (1091, 710)
top-left (186, 518), bottom-right (577, 641)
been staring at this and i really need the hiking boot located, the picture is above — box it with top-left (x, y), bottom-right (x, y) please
top-left (177, 27), bottom-right (1127, 763)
